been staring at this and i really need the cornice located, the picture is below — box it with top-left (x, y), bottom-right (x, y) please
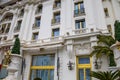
top-left (0, 0), bottom-right (49, 14)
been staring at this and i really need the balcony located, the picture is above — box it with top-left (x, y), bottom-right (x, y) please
top-left (73, 28), bottom-right (88, 35)
top-left (74, 9), bottom-right (85, 17)
top-left (26, 36), bottom-right (64, 46)
top-left (51, 18), bottom-right (60, 25)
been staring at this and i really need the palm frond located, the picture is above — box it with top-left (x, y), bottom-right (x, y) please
top-left (97, 35), bottom-right (115, 47)
top-left (90, 70), bottom-right (120, 80)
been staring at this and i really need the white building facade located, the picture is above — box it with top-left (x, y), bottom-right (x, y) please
top-left (0, 0), bottom-right (120, 80)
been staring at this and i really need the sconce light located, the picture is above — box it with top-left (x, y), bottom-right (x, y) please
top-left (94, 59), bottom-right (102, 69)
top-left (67, 61), bottom-right (74, 70)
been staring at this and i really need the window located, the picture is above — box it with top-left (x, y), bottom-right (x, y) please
top-left (35, 5), bottom-right (42, 14)
top-left (75, 19), bottom-right (86, 29)
top-left (1, 24), bottom-right (6, 34)
top-left (77, 57), bottom-right (91, 80)
top-left (107, 25), bottom-right (112, 34)
top-left (104, 8), bottom-right (109, 17)
top-left (5, 23), bottom-right (11, 33)
top-left (34, 17), bottom-right (41, 28)
top-left (52, 28), bottom-right (60, 37)
top-left (3, 36), bottom-right (7, 40)
top-left (52, 12), bottom-right (60, 24)
top-left (53, 0), bottom-right (61, 9)
top-left (14, 20), bottom-right (22, 32)
top-left (32, 32), bottom-right (39, 40)
top-left (74, 2), bottom-right (85, 16)
top-left (0, 37), bottom-right (2, 42)
top-left (18, 9), bottom-right (24, 17)
top-left (30, 55), bottom-right (55, 80)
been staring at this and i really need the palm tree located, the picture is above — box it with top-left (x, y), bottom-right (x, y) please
top-left (90, 70), bottom-right (120, 80)
top-left (90, 35), bottom-right (116, 66)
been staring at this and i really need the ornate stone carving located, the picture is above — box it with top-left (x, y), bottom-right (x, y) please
top-left (74, 43), bottom-right (91, 55)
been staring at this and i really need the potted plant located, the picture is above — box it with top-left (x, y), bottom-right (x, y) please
top-left (8, 37), bottom-right (22, 70)
top-left (4, 38), bottom-right (23, 80)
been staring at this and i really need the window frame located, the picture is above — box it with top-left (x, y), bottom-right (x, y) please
top-left (30, 54), bottom-right (55, 80)
top-left (76, 56), bottom-right (92, 80)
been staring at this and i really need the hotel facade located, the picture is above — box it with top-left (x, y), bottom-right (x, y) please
top-left (0, 0), bottom-right (120, 80)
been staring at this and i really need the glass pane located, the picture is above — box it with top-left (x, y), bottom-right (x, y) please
top-left (86, 69), bottom-right (91, 80)
top-left (79, 69), bottom-right (84, 80)
top-left (79, 57), bottom-right (90, 64)
top-left (50, 70), bottom-right (54, 80)
top-left (0, 67), bottom-right (8, 79)
top-left (53, 28), bottom-right (59, 37)
top-left (81, 21), bottom-right (86, 28)
top-left (30, 70), bottom-right (54, 80)
top-left (75, 22), bottom-right (80, 29)
top-left (32, 55), bottom-right (55, 66)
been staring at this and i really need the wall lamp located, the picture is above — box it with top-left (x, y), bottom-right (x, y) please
top-left (67, 61), bottom-right (74, 70)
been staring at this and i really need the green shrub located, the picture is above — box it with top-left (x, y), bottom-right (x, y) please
top-left (11, 37), bottom-right (20, 54)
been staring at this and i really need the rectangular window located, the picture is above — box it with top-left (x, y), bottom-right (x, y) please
top-left (53, 0), bottom-right (61, 9)
top-left (52, 28), bottom-right (60, 37)
top-left (74, 2), bottom-right (85, 16)
top-left (52, 12), bottom-right (60, 24)
top-left (77, 57), bottom-right (91, 80)
top-left (5, 23), bottom-right (11, 33)
top-left (104, 8), bottom-right (109, 17)
top-left (35, 17), bottom-right (41, 27)
top-left (30, 55), bottom-right (55, 80)
top-left (15, 20), bottom-right (22, 31)
top-left (32, 32), bottom-right (39, 40)
top-left (75, 19), bottom-right (86, 29)
top-left (107, 25), bottom-right (112, 34)
top-left (36, 5), bottom-right (42, 14)
top-left (79, 57), bottom-right (90, 64)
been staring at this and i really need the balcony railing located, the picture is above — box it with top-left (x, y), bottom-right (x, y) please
top-left (73, 28), bottom-right (88, 35)
top-left (51, 18), bottom-right (60, 25)
top-left (74, 9), bottom-right (85, 17)
top-left (26, 36), bottom-right (64, 45)
top-left (53, 3), bottom-right (61, 10)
